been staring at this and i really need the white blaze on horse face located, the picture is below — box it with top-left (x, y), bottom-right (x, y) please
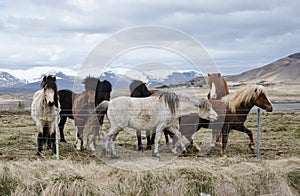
top-left (210, 82), bottom-right (217, 99)
top-left (44, 88), bottom-right (55, 106)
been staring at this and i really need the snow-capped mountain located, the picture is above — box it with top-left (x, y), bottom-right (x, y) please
top-left (99, 69), bottom-right (200, 89)
top-left (0, 67), bottom-right (201, 93)
top-left (0, 72), bottom-right (25, 87)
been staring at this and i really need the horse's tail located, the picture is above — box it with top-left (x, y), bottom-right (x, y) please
top-left (96, 101), bottom-right (109, 125)
top-left (159, 92), bottom-right (179, 115)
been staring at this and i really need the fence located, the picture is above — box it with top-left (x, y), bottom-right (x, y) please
top-left (0, 103), bottom-right (299, 161)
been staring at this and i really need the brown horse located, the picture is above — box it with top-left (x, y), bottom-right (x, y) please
top-left (179, 85), bottom-right (273, 156)
top-left (207, 73), bottom-right (230, 146)
top-left (207, 73), bottom-right (229, 100)
top-left (73, 77), bottom-right (99, 150)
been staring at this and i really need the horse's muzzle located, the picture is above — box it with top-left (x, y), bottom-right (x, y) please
top-left (266, 107), bottom-right (273, 112)
top-left (48, 102), bottom-right (54, 107)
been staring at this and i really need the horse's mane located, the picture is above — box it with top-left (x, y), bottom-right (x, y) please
top-left (83, 77), bottom-right (99, 90)
top-left (222, 85), bottom-right (266, 113)
top-left (159, 92), bottom-right (179, 114)
top-left (178, 94), bottom-right (211, 112)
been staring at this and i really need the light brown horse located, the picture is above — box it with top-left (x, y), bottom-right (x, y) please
top-left (179, 85), bottom-right (273, 156)
top-left (207, 73), bottom-right (229, 146)
top-left (73, 77), bottom-right (99, 150)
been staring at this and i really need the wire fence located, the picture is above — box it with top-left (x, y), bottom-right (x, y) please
top-left (0, 102), bottom-right (300, 161)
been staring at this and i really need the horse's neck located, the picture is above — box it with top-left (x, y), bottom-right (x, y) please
top-left (177, 99), bottom-right (198, 117)
top-left (235, 101), bottom-right (254, 114)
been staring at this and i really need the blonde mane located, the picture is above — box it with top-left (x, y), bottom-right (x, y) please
top-left (222, 85), bottom-right (266, 113)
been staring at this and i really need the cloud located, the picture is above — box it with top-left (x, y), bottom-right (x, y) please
top-left (0, 0), bottom-right (299, 74)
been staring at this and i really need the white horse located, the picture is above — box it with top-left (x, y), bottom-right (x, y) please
top-left (99, 92), bottom-right (218, 158)
top-left (31, 75), bottom-right (60, 156)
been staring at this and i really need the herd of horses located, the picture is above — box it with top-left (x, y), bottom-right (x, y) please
top-left (31, 73), bottom-right (273, 158)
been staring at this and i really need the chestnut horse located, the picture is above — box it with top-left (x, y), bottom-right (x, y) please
top-left (207, 73), bottom-right (230, 146)
top-left (72, 77), bottom-right (112, 150)
top-left (179, 85), bottom-right (273, 156)
top-left (58, 79), bottom-right (112, 143)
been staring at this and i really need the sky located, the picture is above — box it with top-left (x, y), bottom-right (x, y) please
top-left (0, 0), bottom-right (299, 76)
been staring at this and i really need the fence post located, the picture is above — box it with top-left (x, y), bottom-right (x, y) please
top-left (257, 108), bottom-right (261, 160)
top-left (55, 114), bottom-right (59, 160)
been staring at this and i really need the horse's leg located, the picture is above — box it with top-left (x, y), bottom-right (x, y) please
top-left (43, 124), bottom-right (51, 149)
top-left (104, 126), bottom-right (121, 158)
top-left (236, 125), bottom-right (254, 153)
top-left (163, 129), bottom-right (170, 145)
top-left (49, 127), bottom-right (56, 155)
top-left (211, 129), bottom-right (222, 147)
top-left (168, 127), bottom-right (189, 155)
top-left (58, 116), bottom-right (67, 142)
top-left (76, 126), bottom-right (84, 151)
top-left (136, 130), bottom-right (143, 151)
top-left (146, 131), bottom-right (152, 150)
top-left (221, 125), bottom-right (230, 157)
top-left (36, 123), bottom-right (44, 156)
top-left (152, 125), bottom-right (164, 158)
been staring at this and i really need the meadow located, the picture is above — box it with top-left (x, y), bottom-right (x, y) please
top-left (0, 86), bottom-right (299, 195)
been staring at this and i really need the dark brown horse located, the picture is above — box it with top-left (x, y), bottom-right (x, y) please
top-left (207, 73), bottom-right (230, 146)
top-left (179, 85), bottom-right (273, 156)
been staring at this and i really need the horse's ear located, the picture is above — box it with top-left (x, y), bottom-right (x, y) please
top-left (217, 73), bottom-right (221, 77)
top-left (53, 76), bottom-right (56, 81)
top-left (207, 73), bottom-right (211, 76)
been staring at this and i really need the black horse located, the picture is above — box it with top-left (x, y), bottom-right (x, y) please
top-left (130, 80), bottom-right (173, 151)
top-left (57, 80), bottom-right (112, 142)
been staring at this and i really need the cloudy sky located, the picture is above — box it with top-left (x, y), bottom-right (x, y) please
top-left (0, 0), bottom-right (299, 76)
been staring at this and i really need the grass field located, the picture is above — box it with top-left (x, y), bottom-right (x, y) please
top-left (0, 86), bottom-right (300, 195)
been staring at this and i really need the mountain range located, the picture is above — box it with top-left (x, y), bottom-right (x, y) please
top-left (0, 52), bottom-right (299, 93)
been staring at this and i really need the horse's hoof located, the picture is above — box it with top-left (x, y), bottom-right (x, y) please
top-left (221, 154), bottom-right (228, 158)
top-left (249, 143), bottom-right (255, 151)
top-left (36, 152), bottom-right (42, 156)
top-left (138, 146), bottom-right (143, 151)
top-left (110, 154), bottom-right (120, 159)
top-left (60, 139), bottom-right (67, 143)
top-left (146, 145), bottom-right (152, 150)
top-left (152, 152), bottom-right (160, 158)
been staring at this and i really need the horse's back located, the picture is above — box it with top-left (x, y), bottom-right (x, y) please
top-left (107, 96), bottom-right (166, 130)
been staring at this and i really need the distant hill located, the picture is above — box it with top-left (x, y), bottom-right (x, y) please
top-left (225, 52), bottom-right (300, 85)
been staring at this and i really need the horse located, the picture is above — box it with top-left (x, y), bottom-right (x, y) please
top-left (130, 80), bottom-right (171, 151)
top-left (179, 85), bottom-right (273, 156)
top-left (57, 79), bottom-right (112, 143)
top-left (97, 92), bottom-right (218, 158)
top-left (72, 77), bottom-right (112, 150)
top-left (207, 73), bottom-right (230, 146)
top-left (31, 75), bottom-right (60, 156)
top-left (207, 73), bottom-right (229, 100)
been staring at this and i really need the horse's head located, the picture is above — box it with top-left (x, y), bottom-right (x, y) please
top-left (197, 98), bottom-right (218, 121)
top-left (253, 86), bottom-right (273, 112)
top-left (41, 75), bottom-right (58, 107)
top-left (130, 80), bottom-right (151, 97)
top-left (83, 76), bottom-right (99, 104)
top-left (207, 73), bottom-right (229, 100)
top-left (95, 80), bottom-right (112, 106)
